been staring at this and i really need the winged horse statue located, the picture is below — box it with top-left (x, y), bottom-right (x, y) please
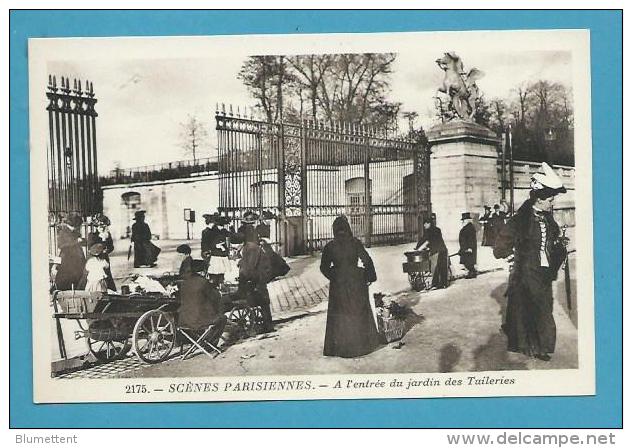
top-left (435, 52), bottom-right (485, 122)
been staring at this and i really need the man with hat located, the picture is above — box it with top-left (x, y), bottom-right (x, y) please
top-left (233, 210), bottom-right (259, 244)
top-left (54, 212), bottom-right (87, 290)
top-left (494, 162), bottom-right (568, 361)
top-left (131, 210), bottom-right (160, 268)
top-left (459, 212), bottom-right (478, 279)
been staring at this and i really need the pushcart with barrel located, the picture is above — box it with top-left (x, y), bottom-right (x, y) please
top-left (402, 250), bottom-right (433, 291)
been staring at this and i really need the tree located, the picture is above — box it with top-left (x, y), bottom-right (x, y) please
top-left (238, 53), bottom-right (401, 127)
top-left (179, 115), bottom-right (209, 163)
top-left (286, 54), bottom-right (332, 123)
top-left (237, 56), bottom-right (296, 123)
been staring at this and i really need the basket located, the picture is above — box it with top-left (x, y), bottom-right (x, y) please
top-left (53, 292), bottom-right (102, 315)
top-left (379, 316), bottom-right (406, 343)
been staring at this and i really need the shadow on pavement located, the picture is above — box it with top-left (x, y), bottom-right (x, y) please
top-left (439, 343), bottom-right (462, 373)
top-left (471, 282), bottom-right (528, 371)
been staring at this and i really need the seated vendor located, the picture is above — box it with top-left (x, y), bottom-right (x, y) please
top-left (178, 269), bottom-right (227, 344)
top-left (175, 244), bottom-right (194, 276)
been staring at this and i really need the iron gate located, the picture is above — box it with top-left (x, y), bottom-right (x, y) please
top-left (216, 106), bottom-right (431, 256)
top-left (46, 75), bottom-right (101, 257)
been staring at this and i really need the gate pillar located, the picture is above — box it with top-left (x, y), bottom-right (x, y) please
top-left (427, 120), bottom-right (500, 241)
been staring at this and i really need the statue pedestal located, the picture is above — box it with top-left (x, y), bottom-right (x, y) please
top-left (427, 120), bottom-right (501, 241)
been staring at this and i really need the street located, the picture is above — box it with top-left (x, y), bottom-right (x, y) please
top-left (53, 240), bottom-right (578, 379)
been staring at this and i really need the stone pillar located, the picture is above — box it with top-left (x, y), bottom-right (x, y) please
top-left (427, 120), bottom-right (501, 242)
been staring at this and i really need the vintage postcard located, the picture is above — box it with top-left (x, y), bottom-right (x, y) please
top-left (28, 29), bottom-right (594, 403)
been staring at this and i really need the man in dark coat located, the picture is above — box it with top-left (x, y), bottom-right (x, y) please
top-left (54, 212), bottom-right (86, 290)
top-left (415, 216), bottom-right (450, 288)
top-left (131, 211), bottom-right (160, 268)
top-left (459, 212), bottom-right (478, 278)
top-left (494, 162), bottom-right (568, 361)
top-left (238, 224), bottom-right (275, 333)
top-left (178, 270), bottom-right (227, 344)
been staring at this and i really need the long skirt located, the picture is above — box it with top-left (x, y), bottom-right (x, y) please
top-left (430, 251), bottom-right (449, 288)
top-left (134, 241), bottom-right (160, 267)
top-left (324, 266), bottom-right (380, 358)
top-left (207, 256), bottom-right (239, 283)
top-left (482, 224), bottom-right (495, 246)
top-left (503, 266), bottom-right (556, 356)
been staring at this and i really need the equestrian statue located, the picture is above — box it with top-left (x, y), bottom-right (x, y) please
top-left (435, 52), bottom-right (485, 122)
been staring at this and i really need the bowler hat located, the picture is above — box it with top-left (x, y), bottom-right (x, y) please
top-left (461, 212), bottom-right (472, 221)
top-left (133, 210), bottom-right (146, 220)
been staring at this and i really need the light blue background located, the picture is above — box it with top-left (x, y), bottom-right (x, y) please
top-left (9, 10), bottom-right (622, 428)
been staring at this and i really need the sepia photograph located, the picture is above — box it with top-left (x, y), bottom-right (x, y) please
top-left (28, 29), bottom-right (594, 403)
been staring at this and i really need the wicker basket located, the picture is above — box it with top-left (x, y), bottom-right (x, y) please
top-left (379, 316), bottom-right (406, 343)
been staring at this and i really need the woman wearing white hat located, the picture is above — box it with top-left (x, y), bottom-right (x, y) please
top-left (84, 243), bottom-right (112, 293)
top-left (494, 163), bottom-right (569, 361)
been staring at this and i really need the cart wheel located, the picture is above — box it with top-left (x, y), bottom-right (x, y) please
top-left (228, 307), bottom-right (251, 338)
top-left (248, 307), bottom-right (265, 336)
top-left (133, 309), bottom-right (176, 364)
top-left (87, 336), bottom-right (131, 362)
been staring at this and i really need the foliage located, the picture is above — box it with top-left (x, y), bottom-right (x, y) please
top-left (238, 53), bottom-right (401, 128)
top-left (482, 80), bottom-right (574, 166)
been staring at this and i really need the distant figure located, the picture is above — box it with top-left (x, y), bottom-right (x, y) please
top-left (459, 212), bottom-right (477, 279)
top-left (55, 212), bottom-right (86, 290)
top-left (201, 212), bottom-right (231, 285)
top-left (490, 203), bottom-right (507, 244)
top-left (178, 269), bottom-right (227, 343)
top-left (256, 210), bottom-right (275, 242)
top-left (320, 215), bottom-right (379, 358)
top-left (415, 216), bottom-right (449, 289)
top-left (84, 243), bottom-right (112, 293)
top-left (234, 210), bottom-right (258, 244)
top-left (494, 162), bottom-right (568, 361)
top-left (131, 210), bottom-right (160, 268)
top-left (480, 205), bottom-right (494, 246)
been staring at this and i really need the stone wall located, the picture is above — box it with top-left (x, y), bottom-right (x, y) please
top-left (428, 120), bottom-right (576, 242)
top-left (102, 174), bottom-right (220, 241)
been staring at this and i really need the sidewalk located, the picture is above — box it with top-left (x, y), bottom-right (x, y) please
top-left (53, 237), bottom-right (577, 373)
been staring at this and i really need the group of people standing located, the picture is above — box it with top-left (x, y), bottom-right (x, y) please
top-left (175, 209), bottom-right (287, 336)
top-left (480, 203), bottom-right (508, 247)
top-left (52, 212), bottom-right (116, 293)
top-left (321, 162), bottom-right (569, 363)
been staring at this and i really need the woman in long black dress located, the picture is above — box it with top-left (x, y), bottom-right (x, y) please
top-left (414, 217), bottom-right (449, 288)
top-left (320, 216), bottom-right (379, 358)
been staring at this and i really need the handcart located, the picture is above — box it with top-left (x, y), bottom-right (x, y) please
top-left (52, 290), bottom-right (179, 364)
top-left (402, 250), bottom-right (433, 292)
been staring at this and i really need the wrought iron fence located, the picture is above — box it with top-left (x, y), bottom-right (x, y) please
top-left (216, 106), bottom-right (431, 256)
top-left (46, 75), bottom-right (101, 257)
